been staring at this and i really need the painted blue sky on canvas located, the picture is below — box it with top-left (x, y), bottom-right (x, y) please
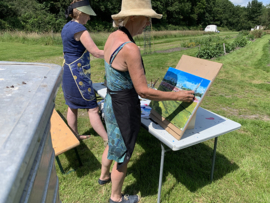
top-left (165, 67), bottom-right (210, 94)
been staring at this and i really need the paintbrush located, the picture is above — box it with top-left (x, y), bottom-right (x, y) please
top-left (152, 78), bottom-right (159, 88)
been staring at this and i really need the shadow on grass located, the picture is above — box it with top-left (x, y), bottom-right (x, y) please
top-left (56, 110), bottom-right (102, 177)
top-left (124, 127), bottom-right (239, 198)
top-left (58, 142), bottom-right (101, 178)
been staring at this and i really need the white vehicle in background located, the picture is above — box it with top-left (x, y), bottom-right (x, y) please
top-left (204, 25), bottom-right (220, 33)
top-left (251, 25), bottom-right (264, 31)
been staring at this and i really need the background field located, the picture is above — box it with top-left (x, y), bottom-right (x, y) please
top-left (1, 31), bottom-right (270, 203)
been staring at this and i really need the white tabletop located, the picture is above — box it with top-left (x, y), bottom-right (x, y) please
top-left (93, 83), bottom-right (241, 151)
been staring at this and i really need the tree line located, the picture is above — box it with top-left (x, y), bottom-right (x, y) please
top-left (0, 0), bottom-right (269, 32)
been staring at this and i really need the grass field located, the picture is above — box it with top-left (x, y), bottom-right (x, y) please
top-left (1, 31), bottom-right (270, 203)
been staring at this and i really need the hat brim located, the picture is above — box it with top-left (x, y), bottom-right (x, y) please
top-left (77, 5), bottom-right (96, 16)
top-left (112, 9), bottom-right (162, 20)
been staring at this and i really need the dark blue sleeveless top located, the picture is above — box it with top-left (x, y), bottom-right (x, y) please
top-left (61, 21), bottom-right (87, 64)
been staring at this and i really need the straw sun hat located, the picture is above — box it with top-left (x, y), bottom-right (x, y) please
top-left (111, 0), bottom-right (162, 20)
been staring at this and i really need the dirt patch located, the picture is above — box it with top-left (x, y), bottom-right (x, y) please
top-left (221, 107), bottom-right (270, 121)
top-left (221, 107), bottom-right (239, 116)
top-left (155, 47), bottom-right (188, 53)
top-left (239, 114), bottom-right (270, 121)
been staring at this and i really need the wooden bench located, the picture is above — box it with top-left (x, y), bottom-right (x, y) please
top-left (50, 109), bottom-right (82, 174)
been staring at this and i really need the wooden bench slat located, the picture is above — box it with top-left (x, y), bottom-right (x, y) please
top-left (50, 109), bottom-right (80, 156)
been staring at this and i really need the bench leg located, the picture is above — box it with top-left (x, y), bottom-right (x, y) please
top-left (74, 147), bottom-right (83, 167)
top-left (56, 156), bottom-right (65, 174)
top-left (55, 148), bottom-right (83, 175)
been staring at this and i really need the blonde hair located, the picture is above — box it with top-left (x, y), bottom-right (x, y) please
top-left (113, 17), bottom-right (130, 28)
top-left (112, 16), bottom-right (151, 28)
top-left (69, 0), bottom-right (83, 19)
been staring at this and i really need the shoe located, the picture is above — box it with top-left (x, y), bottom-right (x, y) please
top-left (109, 194), bottom-right (139, 203)
top-left (98, 173), bottom-right (111, 185)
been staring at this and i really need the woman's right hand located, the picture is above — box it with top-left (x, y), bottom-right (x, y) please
top-left (176, 90), bottom-right (195, 102)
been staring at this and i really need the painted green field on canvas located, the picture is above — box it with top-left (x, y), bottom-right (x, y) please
top-left (151, 85), bottom-right (197, 129)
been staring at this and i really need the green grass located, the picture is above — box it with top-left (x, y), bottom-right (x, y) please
top-left (1, 32), bottom-right (270, 203)
top-left (0, 42), bottom-right (63, 63)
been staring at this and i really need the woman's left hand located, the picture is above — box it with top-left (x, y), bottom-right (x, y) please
top-left (75, 30), bottom-right (104, 59)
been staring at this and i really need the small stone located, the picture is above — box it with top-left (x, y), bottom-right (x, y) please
top-left (10, 85), bottom-right (14, 88)
top-left (22, 81), bottom-right (27, 84)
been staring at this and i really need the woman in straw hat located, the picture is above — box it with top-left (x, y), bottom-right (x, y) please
top-left (103, 0), bottom-right (195, 202)
top-left (61, 0), bottom-right (112, 183)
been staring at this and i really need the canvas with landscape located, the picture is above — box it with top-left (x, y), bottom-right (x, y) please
top-left (150, 67), bottom-right (211, 131)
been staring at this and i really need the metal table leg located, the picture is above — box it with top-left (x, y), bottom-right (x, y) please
top-left (210, 137), bottom-right (218, 182)
top-left (56, 156), bottom-right (65, 174)
top-left (74, 147), bottom-right (83, 167)
top-left (157, 144), bottom-right (171, 203)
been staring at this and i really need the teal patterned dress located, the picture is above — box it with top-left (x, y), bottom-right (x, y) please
top-left (104, 42), bottom-right (134, 163)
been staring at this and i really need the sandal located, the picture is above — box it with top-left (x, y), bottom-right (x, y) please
top-left (76, 135), bottom-right (91, 140)
top-left (98, 173), bottom-right (111, 185)
top-left (109, 194), bottom-right (139, 203)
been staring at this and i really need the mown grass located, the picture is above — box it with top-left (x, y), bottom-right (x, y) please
top-left (1, 32), bottom-right (270, 203)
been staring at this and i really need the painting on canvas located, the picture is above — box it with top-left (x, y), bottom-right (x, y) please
top-left (150, 67), bottom-right (211, 131)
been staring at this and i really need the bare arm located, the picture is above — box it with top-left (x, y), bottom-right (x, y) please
top-left (74, 30), bottom-right (104, 59)
top-left (125, 44), bottom-right (194, 102)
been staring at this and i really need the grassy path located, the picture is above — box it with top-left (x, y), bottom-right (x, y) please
top-left (0, 34), bottom-right (269, 203)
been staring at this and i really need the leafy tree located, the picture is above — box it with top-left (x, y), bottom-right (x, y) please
top-left (0, 0), bottom-right (267, 32)
top-left (233, 6), bottom-right (252, 30)
top-left (192, 0), bottom-right (206, 25)
top-left (213, 0), bottom-right (235, 28)
top-left (260, 4), bottom-right (270, 28)
top-left (247, 0), bottom-right (263, 26)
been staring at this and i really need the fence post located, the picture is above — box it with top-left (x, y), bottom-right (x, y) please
top-left (197, 44), bottom-right (201, 58)
top-left (223, 43), bottom-right (226, 55)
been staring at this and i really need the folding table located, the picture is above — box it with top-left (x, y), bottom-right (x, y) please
top-left (93, 83), bottom-right (241, 203)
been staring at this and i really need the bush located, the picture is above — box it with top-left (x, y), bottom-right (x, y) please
top-left (239, 30), bottom-right (249, 36)
top-left (197, 43), bottom-right (223, 59)
top-left (224, 42), bottom-right (234, 53)
top-left (250, 30), bottom-right (263, 38)
top-left (187, 42), bottom-right (196, 47)
top-left (247, 34), bottom-right (255, 40)
top-left (230, 42), bottom-right (237, 50)
top-left (234, 35), bottom-right (247, 47)
top-left (218, 26), bottom-right (230, 31)
top-left (0, 19), bottom-right (10, 30)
